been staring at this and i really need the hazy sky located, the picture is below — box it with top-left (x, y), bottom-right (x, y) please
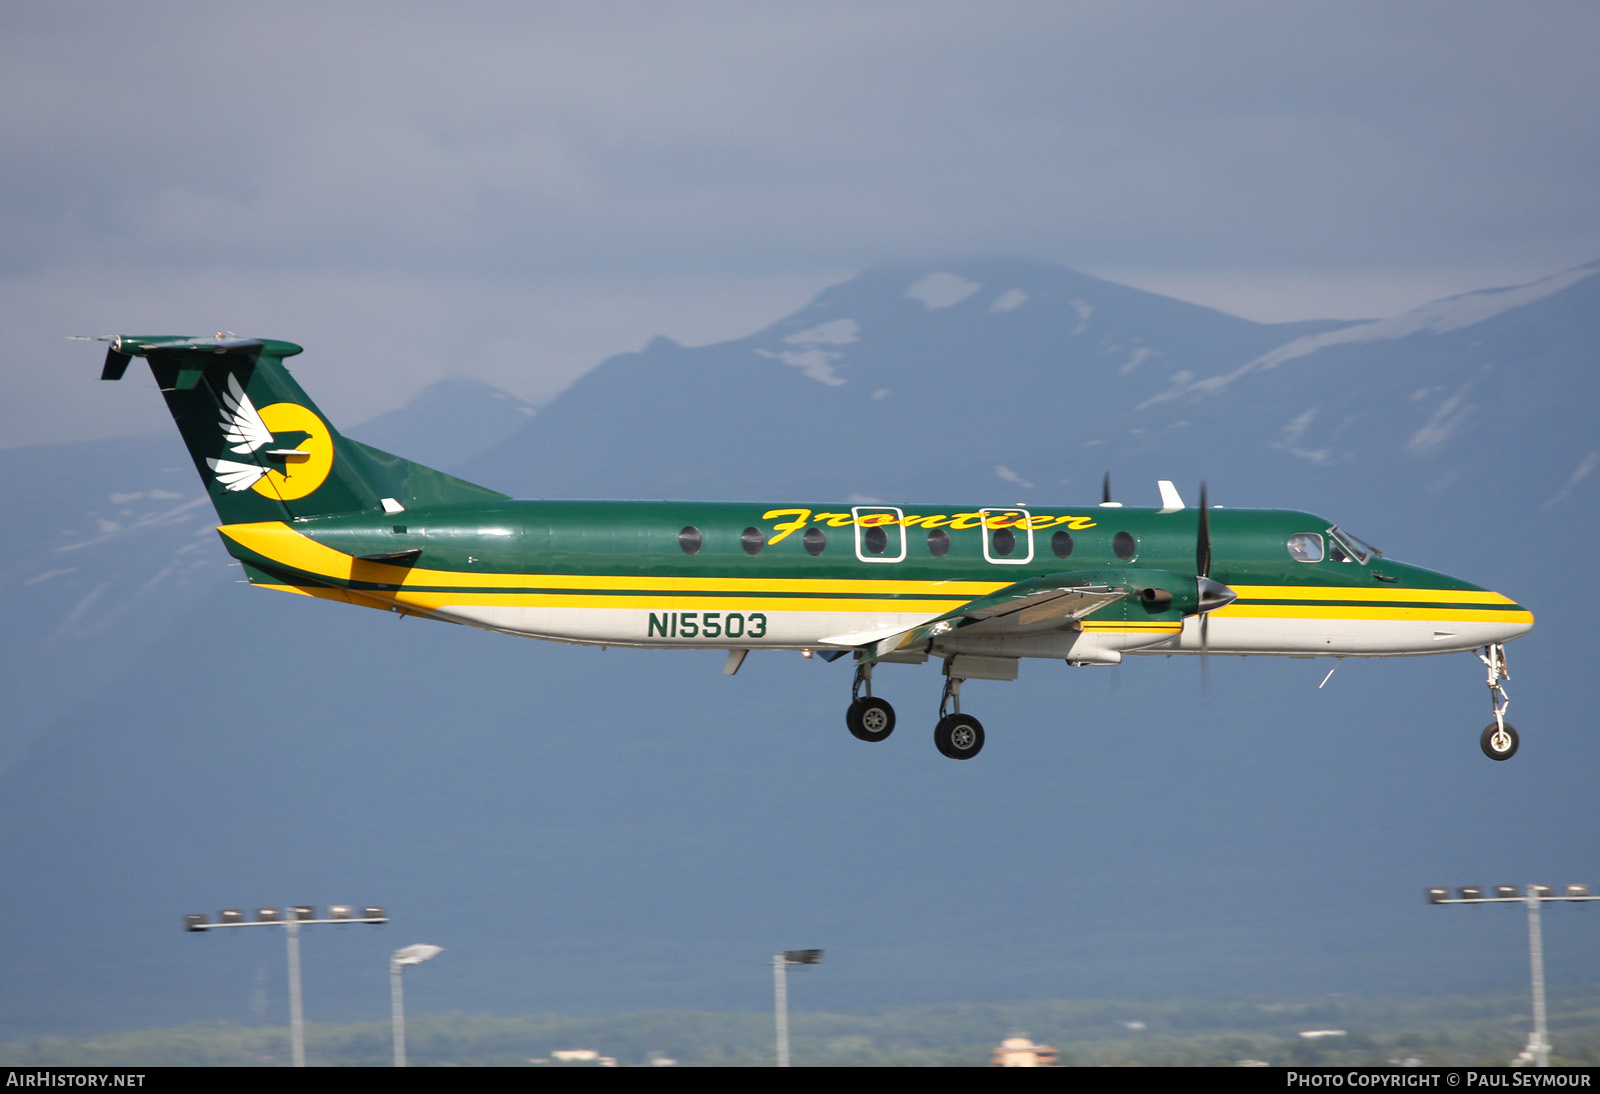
top-left (6, 2), bottom-right (1599, 447)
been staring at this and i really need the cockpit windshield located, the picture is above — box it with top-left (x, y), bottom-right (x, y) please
top-left (1326, 525), bottom-right (1381, 565)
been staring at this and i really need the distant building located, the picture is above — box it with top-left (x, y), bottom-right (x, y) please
top-left (990, 1034), bottom-right (1059, 1067)
top-left (539, 1049), bottom-right (618, 1066)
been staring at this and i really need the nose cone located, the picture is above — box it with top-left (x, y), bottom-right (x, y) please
top-left (1487, 592), bottom-right (1535, 644)
top-left (1377, 560), bottom-right (1533, 649)
top-left (1196, 576), bottom-right (1237, 614)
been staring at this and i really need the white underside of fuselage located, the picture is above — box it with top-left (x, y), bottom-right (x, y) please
top-left (417, 603), bottom-right (1529, 658)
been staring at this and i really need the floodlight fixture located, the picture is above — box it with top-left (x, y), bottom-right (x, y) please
top-left (391, 944), bottom-right (444, 1066)
top-left (393, 944), bottom-right (443, 968)
top-left (773, 948), bottom-right (824, 1067)
top-left (1425, 880), bottom-right (1599, 1067)
top-left (184, 900), bottom-right (390, 1066)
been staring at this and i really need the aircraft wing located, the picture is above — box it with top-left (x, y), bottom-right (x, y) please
top-left (851, 572), bottom-right (1135, 663)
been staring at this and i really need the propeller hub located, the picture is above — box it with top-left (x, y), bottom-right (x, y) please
top-left (1196, 576), bottom-right (1237, 614)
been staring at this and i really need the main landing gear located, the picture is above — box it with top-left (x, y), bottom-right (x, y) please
top-left (845, 661), bottom-right (896, 743)
top-left (1475, 643), bottom-right (1519, 761)
top-left (934, 674), bottom-right (984, 760)
top-left (843, 659), bottom-right (985, 760)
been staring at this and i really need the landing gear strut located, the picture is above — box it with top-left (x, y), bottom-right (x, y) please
top-left (845, 658), bottom-right (895, 742)
top-left (1476, 643), bottom-right (1519, 761)
top-left (934, 673), bottom-right (985, 760)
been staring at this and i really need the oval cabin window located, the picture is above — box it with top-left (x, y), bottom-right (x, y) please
top-left (1113, 531), bottom-right (1137, 560)
top-left (741, 527), bottom-right (765, 555)
top-left (1051, 530), bottom-right (1074, 559)
top-left (927, 528), bottom-right (951, 557)
top-left (678, 526), bottom-right (702, 555)
top-left (803, 527), bottom-right (827, 556)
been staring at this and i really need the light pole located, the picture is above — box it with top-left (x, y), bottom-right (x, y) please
top-left (1426, 883), bottom-right (1596, 1067)
top-left (772, 949), bottom-right (822, 1068)
top-left (390, 943), bottom-right (443, 1067)
top-left (185, 903), bottom-right (388, 1067)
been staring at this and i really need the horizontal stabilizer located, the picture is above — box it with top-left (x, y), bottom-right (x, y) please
top-left (356, 547), bottom-right (423, 565)
top-left (101, 347), bottom-right (132, 381)
top-left (90, 335), bottom-right (304, 380)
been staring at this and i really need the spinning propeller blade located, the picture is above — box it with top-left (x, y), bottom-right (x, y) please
top-left (1196, 481), bottom-right (1220, 693)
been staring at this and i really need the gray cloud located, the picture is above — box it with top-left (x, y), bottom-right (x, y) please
top-left (6, 2), bottom-right (1600, 445)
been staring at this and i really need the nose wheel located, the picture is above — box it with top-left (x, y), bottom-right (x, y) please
top-left (1480, 722), bottom-right (1520, 761)
top-left (1474, 644), bottom-right (1519, 761)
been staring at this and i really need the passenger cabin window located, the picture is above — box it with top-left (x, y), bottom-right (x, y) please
top-left (1287, 533), bottom-right (1324, 563)
top-left (1113, 531), bottom-right (1138, 561)
top-left (1051, 530), bottom-right (1074, 559)
top-left (803, 527), bottom-right (827, 556)
top-left (741, 527), bottom-right (765, 555)
top-left (981, 508), bottom-right (1033, 564)
top-left (851, 506), bottom-right (906, 563)
top-left (678, 526), bottom-right (702, 555)
top-left (927, 528), bottom-right (951, 557)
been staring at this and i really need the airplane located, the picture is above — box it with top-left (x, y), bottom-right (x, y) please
top-left (85, 334), bottom-right (1534, 761)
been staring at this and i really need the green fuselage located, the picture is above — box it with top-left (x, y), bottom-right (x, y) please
top-left (219, 499), bottom-right (1532, 660)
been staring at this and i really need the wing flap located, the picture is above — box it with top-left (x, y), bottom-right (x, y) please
top-left (852, 572), bottom-right (1136, 663)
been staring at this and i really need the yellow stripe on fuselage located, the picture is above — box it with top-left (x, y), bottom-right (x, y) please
top-left (230, 525), bottom-right (1526, 627)
top-left (386, 592), bottom-right (972, 613)
top-left (1228, 584), bottom-right (1518, 605)
top-left (220, 522), bottom-right (1007, 598)
top-left (1081, 620), bottom-right (1182, 632)
top-left (1215, 604), bottom-right (1534, 624)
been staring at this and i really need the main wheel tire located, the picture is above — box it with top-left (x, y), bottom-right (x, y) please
top-left (846, 696), bottom-right (896, 742)
top-left (934, 713), bottom-right (985, 760)
top-left (1480, 722), bottom-right (1520, 761)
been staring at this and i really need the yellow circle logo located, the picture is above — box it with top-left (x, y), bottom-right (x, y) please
top-left (250, 402), bottom-right (334, 500)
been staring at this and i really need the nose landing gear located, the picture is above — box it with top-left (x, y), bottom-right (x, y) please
top-left (1475, 643), bottom-right (1519, 761)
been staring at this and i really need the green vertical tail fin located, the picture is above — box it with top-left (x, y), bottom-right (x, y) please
top-left (95, 335), bottom-right (506, 525)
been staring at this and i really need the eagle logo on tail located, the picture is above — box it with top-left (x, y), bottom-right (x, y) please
top-left (206, 374), bottom-right (333, 499)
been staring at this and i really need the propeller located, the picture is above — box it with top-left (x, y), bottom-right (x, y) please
top-left (1099, 472), bottom-right (1122, 508)
top-left (1198, 481), bottom-right (1212, 690)
top-left (1192, 481), bottom-right (1240, 691)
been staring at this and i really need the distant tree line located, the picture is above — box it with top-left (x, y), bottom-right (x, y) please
top-left (3, 992), bottom-right (1599, 1067)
